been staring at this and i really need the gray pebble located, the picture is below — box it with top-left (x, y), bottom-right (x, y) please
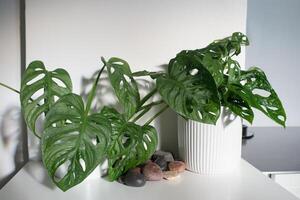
top-left (121, 170), bottom-right (146, 187)
top-left (153, 156), bottom-right (168, 171)
top-left (152, 150), bottom-right (174, 162)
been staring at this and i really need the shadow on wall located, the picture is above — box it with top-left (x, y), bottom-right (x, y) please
top-left (0, 106), bottom-right (25, 188)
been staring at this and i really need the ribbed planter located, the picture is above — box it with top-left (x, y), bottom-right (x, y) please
top-left (178, 108), bottom-right (242, 174)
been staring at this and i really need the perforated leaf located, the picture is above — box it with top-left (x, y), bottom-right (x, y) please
top-left (106, 58), bottom-right (140, 120)
top-left (205, 32), bottom-right (249, 58)
top-left (20, 61), bottom-right (72, 137)
top-left (101, 107), bottom-right (158, 181)
top-left (42, 94), bottom-right (111, 191)
top-left (238, 67), bottom-right (286, 126)
top-left (156, 53), bottom-right (220, 124)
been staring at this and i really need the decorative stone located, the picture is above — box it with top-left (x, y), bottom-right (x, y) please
top-left (152, 150), bottom-right (174, 162)
top-left (143, 162), bottom-right (163, 181)
top-left (153, 156), bottom-right (168, 171)
top-left (168, 161), bottom-right (186, 173)
top-left (130, 167), bottom-right (141, 174)
top-left (163, 171), bottom-right (180, 180)
top-left (121, 170), bottom-right (146, 187)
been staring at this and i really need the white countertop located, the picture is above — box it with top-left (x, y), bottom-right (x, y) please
top-left (0, 159), bottom-right (298, 200)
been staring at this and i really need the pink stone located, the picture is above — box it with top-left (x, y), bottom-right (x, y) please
top-left (163, 171), bottom-right (180, 180)
top-left (168, 161), bottom-right (186, 173)
top-left (143, 162), bottom-right (163, 181)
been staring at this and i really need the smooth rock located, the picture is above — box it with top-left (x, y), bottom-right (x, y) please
top-left (163, 171), bottom-right (180, 180)
top-left (130, 167), bottom-right (141, 174)
top-left (152, 150), bottom-right (174, 162)
top-left (153, 156), bottom-right (168, 171)
top-left (122, 170), bottom-right (146, 187)
top-left (143, 162), bottom-right (163, 181)
top-left (168, 161), bottom-right (186, 173)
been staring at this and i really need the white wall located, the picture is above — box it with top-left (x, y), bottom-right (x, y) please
top-left (26, 0), bottom-right (247, 156)
top-left (246, 0), bottom-right (300, 127)
top-left (0, 0), bottom-right (23, 183)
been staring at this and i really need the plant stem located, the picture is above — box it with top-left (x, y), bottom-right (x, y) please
top-left (131, 100), bottom-right (164, 123)
top-left (140, 100), bottom-right (164, 110)
top-left (85, 59), bottom-right (106, 114)
top-left (139, 88), bottom-right (157, 108)
top-left (0, 82), bottom-right (20, 94)
top-left (132, 107), bottom-right (151, 123)
top-left (144, 104), bottom-right (169, 126)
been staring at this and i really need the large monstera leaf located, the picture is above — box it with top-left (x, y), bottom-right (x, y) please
top-left (204, 32), bottom-right (249, 58)
top-left (101, 107), bottom-right (158, 181)
top-left (20, 61), bottom-right (72, 137)
top-left (42, 93), bottom-right (111, 191)
top-left (156, 53), bottom-right (220, 124)
top-left (106, 57), bottom-right (140, 120)
top-left (41, 65), bottom-right (110, 191)
top-left (236, 67), bottom-right (286, 126)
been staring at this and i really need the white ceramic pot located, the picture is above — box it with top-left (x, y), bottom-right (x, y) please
top-left (178, 107), bottom-right (242, 174)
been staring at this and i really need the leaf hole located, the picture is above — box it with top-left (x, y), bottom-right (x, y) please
top-left (209, 111), bottom-right (217, 116)
top-left (110, 67), bottom-right (115, 73)
top-left (197, 111), bottom-right (203, 119)
top-left (54, 139), bottom-right (63, 145)
top-left (278, 115), bottom-right (285, 121)
top-left (240, 80), bottom-right (247, 86)
top-left (143, 142), bottom-right (148, 150)
top-left (223, 68), bottom-right (229, 74)
top-left (145, 134), bottom-right (151, 142)
top-left (26, 74), bottom-right (45, 85)
top-left (189, 68), bottom-right (199, 76)
top-left (91, 135), bottom-right (99, 146)
top-left (68, 131), bottom-right (79, 136)
top-left (260, 105), bottom-right (268, 113)
top-left (31, 88), bottom-right (44, 100)
top-left (124, 75), bottom-right (131, 83)
top-left (52, 77), bottom-right (66, 88)
top-left (54, 160), bottom-right (71, 182)
top-left (113, 61), bottom-right (124, 65)
top-left (120, 80), bottom-right (124, 88)
top-left (121, 134), bottom-right (131, 148)
top-left (79, 158), bottom-right (86, 172)
top-left (252, 88), bottom-right (271, 98)
top-left (267, 106), bottom-right (279, 111)
top-left (54, 95), bottom-right (59, 102)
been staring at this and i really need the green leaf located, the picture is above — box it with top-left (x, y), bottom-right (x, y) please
top-left (223, 87), bottom-right (254, 123)
top-left (101, 107), bottom-right (158, 181)
top-left (131, 70), bottom-right (165, 79)
top-left (205, 32), bottom-right (249, 58)
top-left (237, 67), bottom-right (286, 126)
top-left (156, 53), bottom-right (220, 124)
top-left (41, 64), bottom-right (109, 191)
top-left (42, 93), bottom-right (111, 191)
top-left (20, 60), bottom-right (72, 138)
top-left (224, 57), bottom-right (241, 83)
top-left (106, 57), bottom-right (140, 120)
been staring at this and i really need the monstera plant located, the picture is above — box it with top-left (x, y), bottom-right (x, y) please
top-left (0, 32), bottom-right (286, 191)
